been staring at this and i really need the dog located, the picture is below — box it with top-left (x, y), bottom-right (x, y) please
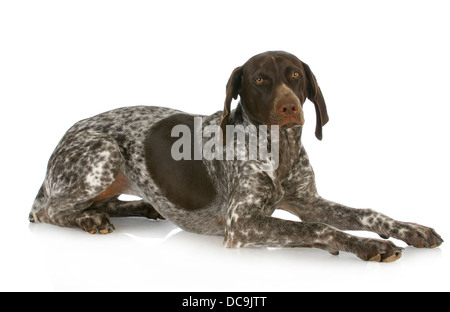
top-left (30, 51), bottom-right (443, 262)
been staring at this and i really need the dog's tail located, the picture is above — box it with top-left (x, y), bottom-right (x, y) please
top-left (29, 184), bottom-right (47, 223)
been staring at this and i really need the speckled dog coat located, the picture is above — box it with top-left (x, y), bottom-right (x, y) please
top-left (30, 51), bottom-right (442, 262)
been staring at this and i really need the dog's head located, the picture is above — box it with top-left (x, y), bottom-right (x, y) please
top-left (220, 51), bottom-right (329, 140)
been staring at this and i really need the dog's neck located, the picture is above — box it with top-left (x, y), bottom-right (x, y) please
top-left (228, 102), bottom-right (246, 126)
top-left (228, 102), bottom-right (304, 176)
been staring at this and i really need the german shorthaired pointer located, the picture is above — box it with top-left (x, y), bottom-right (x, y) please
top-left (30, 51), bottom-right (443, 262)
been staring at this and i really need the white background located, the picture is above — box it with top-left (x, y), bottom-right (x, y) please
top-left (1, 0), bottom-right (449, 291)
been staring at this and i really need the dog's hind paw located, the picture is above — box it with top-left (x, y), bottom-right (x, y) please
top-left (76, 212), bottom-right (115, 234)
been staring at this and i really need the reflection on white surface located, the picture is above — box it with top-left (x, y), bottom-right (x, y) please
top-left (0, 211), bottom-right (440, 292)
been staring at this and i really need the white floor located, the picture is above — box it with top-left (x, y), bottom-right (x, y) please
top-left (2, 204), bottom-right (448, 292)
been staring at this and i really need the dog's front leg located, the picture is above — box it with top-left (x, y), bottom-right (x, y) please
top-left (282, 197), bottom-right (443, 249)
top-left (224, 202), bottom-right (403, 262)
top-left (222, 172), bottom-right (404, 262)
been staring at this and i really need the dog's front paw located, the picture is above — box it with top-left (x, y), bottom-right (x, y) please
top-left (354, 238), bottom-right (403, 263)
top-left (394, 222), bottom-right (443, 248)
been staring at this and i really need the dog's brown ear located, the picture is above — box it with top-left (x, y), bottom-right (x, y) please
top-left (220, 66), bottom-right (243, 141)
top-left (302, 62), bottom-right (329, 140)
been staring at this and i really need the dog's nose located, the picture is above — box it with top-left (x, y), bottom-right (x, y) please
top-left (277, 102), bottom-right (298, 115)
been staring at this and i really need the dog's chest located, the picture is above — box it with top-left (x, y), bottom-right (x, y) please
top-left (275, 128), bottom-right (316, 197)
top-left (274, 128), bottom-right (302, 176)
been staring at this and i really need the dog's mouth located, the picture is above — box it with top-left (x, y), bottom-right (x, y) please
top-left (279, 115), bottom-right (305, 129)
top-left (270, 107), bottom-right (305, 129)
top-left (280, 122), bottom-right (302, 129)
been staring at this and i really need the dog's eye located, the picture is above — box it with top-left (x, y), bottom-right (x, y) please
top-left (254, 77), bottom-right (264, 84)
top-left (291, 72), bottom-right (301, 79)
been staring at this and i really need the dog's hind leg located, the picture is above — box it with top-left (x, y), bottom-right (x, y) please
top-left (88, 196), bottom-right (165, 220)
top-left (29, 130), bottom-right (126, 234)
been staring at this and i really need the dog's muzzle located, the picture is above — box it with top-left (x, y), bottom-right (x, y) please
top-left (276, 101), bottom-right (305, 128)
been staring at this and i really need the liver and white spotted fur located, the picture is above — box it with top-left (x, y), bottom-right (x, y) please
top-left (30, 51), bottom-right (442, 262)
